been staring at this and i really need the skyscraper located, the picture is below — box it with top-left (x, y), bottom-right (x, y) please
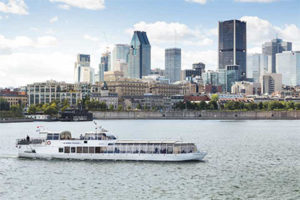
top-left (112, 44), bottom-right (130, 70)
top-left (128, 31), bottom-right (151, 79)
top-left (262, 38), bottom-right (292, 73)
top-left (100, 51), bottom-right (111, 72)
top-left (247, 53), bottom-right (261, 83)
top-left (218, 19), bottom-right (247, 80)
top-left (74, 54), bottom-right (94, 83)
top-left (276, 51), bottom-right (300, 86)
top-left (165, 48), bottom-right (181, 83)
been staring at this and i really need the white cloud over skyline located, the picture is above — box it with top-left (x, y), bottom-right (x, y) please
top-left (0, 0), bottom-right (28, 15)
top-left (49, 0), bottom-right (105, 10)
top-left (0, 14), bottom-right (300, 87)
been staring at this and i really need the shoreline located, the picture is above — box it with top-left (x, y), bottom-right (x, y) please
top-left (92, 110), bottom-right (300, 120)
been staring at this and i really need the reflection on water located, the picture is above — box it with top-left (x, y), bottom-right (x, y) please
top-left (0, 120), bottom-right (300, 199)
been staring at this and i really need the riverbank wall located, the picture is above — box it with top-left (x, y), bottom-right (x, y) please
top-left (0, 119), bottom-right (34, 123)
top-left (92, 110), bottom-right (300, 120)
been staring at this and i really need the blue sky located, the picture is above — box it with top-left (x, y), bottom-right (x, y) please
top-left (0, 0), bottom-right (299, 87)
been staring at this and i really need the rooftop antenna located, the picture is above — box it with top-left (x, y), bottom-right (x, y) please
top-left (174, 29), bottom-right (177, 48)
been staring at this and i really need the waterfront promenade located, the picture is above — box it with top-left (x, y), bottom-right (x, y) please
top-left (93, 110), bottom-right (300, 120)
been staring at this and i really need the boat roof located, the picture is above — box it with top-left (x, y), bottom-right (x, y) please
top-left (115, 140), bottom-right (194, 144)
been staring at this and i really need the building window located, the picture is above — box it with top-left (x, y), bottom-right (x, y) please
top-left (71, 147), bottom-right (76, 153)
top-left (58, 148), bottom-right (63, 153)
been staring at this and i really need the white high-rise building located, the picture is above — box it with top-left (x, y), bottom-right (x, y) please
top-left (276, 51), bottom-right (300, 86)
top-left (165, 48), bottom-right (181, 83)
top-left (112, 44), bottom-right (130, 71)
top-left (74, 54), bottom-right (94, 83)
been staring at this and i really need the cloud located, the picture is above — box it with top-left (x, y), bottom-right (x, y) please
top-left (49, 16), bottom-right (58, 23)
top-left (0, 35), bottom-right (58, 53)
top-left (58, 4), bottom-right (70, 10)
top-left (127, 21), bottom-right (214, 47)
top-left (185, 0), bottom-right (207, 4)
top-left (0, 52), bottom-right (74, 87)
top-left (49, 0), bottom-right (105, 10)
top-left (241, 16), bottom-right (300, 51)
top-left (0, 0), bottom-right (28, 15)
top-left (83, 34), bottom-right (100, 42)
top-left (235, 0), bottom-right (278, 2)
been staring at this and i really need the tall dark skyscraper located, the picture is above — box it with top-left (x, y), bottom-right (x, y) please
top-left (262, 38), bottom-right (292, 73)
top-left (128, 31), bottom-right (151, 79)
top-left (218, 19), bottom-right (247, 80)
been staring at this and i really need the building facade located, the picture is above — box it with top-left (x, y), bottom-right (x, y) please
top-left (247, 53), bottom-right (261, 83)
top-left (262, 38), bottom-right (292, 73)
top-left (26, 81), bottom-right (102, 106)
top-left (218, 19), bottom-right (247, 80)
top-left (112, 44), bottom-right (130, 71)
top-left (276, 51), bottom-right (300, 86)
top-left (100, 51), bottom-right (111, 72)
top-left (128, 31), bottom-right (151, 79)
top-left (74, 54), bottom-right (94, 83)
top-left (260, 73), bottom-right (282, 95)
top-left (165, 48), bottom-right (181, 83)
top-left (231, 81), bottom-right (254, 95)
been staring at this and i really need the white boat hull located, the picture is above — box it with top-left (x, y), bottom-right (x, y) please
top-left (17, 145), bottom-right (206, 162)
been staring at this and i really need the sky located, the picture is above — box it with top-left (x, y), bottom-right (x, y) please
top-left (0, 0), bottom-right (299, 87)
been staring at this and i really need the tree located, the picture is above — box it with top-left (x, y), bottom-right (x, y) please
top-left (198, 101), bottom-right (207, 110)
top-left (210, 94), bottom-right (219, 102)
top-left (28, 105), bottom-right (37, 114)
top-left (117, 105), bottom-right (123, 111)
top-left (0, 98), bottom-right (10, 111)
top-left (208, 100), bottom-right (218, 110)
top-left (109, 104), bottom-right (114, 111)
top-left (136, 104), bottom-right (142, 110)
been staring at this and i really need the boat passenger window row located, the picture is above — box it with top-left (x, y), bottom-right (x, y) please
top-left (58, 144), bottom-right (196, 154)
top-left (47, 134), bottom-right (60, 140)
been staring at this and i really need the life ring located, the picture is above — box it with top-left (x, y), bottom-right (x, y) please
top-left (46, 141), bottom-right (51, 145)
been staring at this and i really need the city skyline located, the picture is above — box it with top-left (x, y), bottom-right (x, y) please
top-left (0, 0), bottom-right (300, 87)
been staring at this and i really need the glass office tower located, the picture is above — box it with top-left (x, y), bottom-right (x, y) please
top-left (128, 31), bottom-right (151, 79)
top-left (218, 19), bottom-right (247, 80)
top-left (165, 48), bottom-right (181, 83)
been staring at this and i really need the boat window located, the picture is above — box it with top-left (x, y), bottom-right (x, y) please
top-left (119, 144), bottom-right (126, 153)
top-left (100, 147), bottom-right (107, 153)
top-left (53, 134), bottom-right (59, 140)
top-left (154, 144), bottom-right (160, 154)
top-left (64, 146), bottom-right (70, 153)
top-left (167, 145), bottom-right (173, 154)
top-left (47, 134), bottom-right (53, 140)
top-left (77, 147), bottom-right (82, 153)
top-left (107, 145), bottom-right (114, 153)
top-left (114, 145), bottom-right (120, 153)
top-left (89, 147), bottom-right (95, 154)
top-left (160, 144), bottom-right (167, 154)
top-left (174, 145), bottom-right (181, 154)
top-left (140, 144), bottom-right (147, 154)
top-left (83, 147), bottom-right (88, 153)
top-left (71, 147), bottom-right (76, 153)
top-left (132, 144), bottom-right (139, 154)
top-left (148, 144), bottom-right (155, 154)
top-left (58, 147), bottom-right (63, 153)
top-left (95, 147), bottom-right (101, 153)
top-left (127, 144), bottom-right (134, 153)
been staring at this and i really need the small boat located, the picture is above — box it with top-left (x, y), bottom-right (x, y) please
top-left (16, 125), bottom-right (207, 162)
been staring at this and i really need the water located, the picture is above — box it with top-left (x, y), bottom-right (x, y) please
top-left (0, 120), bottom-right (299, 200)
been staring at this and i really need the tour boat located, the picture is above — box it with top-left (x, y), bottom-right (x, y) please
top-left (16, 125), bottom-right (207, 162)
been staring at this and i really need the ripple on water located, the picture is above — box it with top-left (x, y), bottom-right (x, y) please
top-left (0, 120), bottom-right (300, 199)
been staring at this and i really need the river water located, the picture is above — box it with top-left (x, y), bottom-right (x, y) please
top-left (0, 120), bottom-right (299, 199)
